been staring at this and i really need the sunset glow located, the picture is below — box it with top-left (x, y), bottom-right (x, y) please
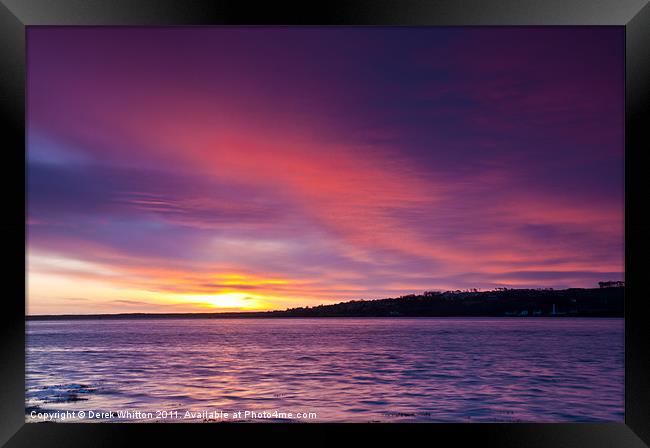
top-left (27, 27), bottom-right (624, 315)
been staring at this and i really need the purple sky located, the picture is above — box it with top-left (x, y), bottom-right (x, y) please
top-left (26, 27), bottom-right (624, 314)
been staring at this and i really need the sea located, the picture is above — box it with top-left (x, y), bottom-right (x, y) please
top-left (25, 317), bottom-right (624, 423)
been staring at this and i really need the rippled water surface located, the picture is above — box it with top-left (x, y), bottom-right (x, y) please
top-left (26, 318), bottom-right (623, 422)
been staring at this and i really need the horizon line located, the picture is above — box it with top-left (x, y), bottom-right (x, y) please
top-left (26, 284), bottom-right (624, 318)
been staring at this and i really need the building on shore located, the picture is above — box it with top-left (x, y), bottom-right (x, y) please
top-left (598, 281), bottom-right (625, 288)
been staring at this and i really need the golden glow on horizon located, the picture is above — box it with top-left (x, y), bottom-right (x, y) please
top-left (27, 250), bottom-right (622, 315)
top-left (27, 251), bottom-right (303, 314)
top-left (176, 292), bottom-right (263, 310)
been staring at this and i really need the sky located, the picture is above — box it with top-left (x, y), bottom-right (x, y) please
top-left (27, 27), bottom-right (624, 315)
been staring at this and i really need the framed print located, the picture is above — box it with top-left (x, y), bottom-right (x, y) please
top-left (1, 0), bottom-right (649, 446)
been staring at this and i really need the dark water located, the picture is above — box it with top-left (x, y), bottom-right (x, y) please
top-left (26, 318), bottom-right (624, 422)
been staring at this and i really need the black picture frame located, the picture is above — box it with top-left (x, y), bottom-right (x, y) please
top-left (1, 0), bottom-right (649, 446)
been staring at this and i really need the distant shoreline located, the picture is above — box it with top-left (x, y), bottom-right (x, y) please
top-left (27, 286), bottom-right (624, 321)
top-left (26, 314), bottom-right (624, 321)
